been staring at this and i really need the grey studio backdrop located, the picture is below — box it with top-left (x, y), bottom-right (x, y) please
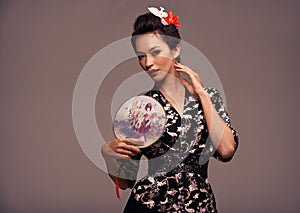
top-left (1, 1), bottom-right (299, 213)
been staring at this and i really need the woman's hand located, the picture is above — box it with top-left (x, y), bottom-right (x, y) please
top-left (174, 61), bottom-right (205, 98)
top-left (101, 138), bottom-right (142, 159)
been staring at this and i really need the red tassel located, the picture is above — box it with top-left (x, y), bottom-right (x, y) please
top-left (115, 177), bottom-right (120, 199)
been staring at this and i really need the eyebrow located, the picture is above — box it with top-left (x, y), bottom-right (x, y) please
top-left (136, 46), bottom-right (160, 54)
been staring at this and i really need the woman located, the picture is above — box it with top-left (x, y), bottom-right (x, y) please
top-left (101, 7), bottom-right (239, 212)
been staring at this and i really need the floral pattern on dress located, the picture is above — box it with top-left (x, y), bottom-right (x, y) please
top-left (122, 86), bottom-right (239, 213)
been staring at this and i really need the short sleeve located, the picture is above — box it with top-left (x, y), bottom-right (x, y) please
top-left (116, 152), bottom-right (142, 188)
top-left (205, 87), bottom-right (239, 163)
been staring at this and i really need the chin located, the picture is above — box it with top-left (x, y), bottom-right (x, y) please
top-left (149, 71), bottom-right (169, 82)
top-left (147, 72), bottom-right (160, 81)
top-left (150, 77), bottom-right (162, 82)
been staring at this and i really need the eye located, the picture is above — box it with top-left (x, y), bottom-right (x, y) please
top-left (152, 50), bottom-right (161, 56)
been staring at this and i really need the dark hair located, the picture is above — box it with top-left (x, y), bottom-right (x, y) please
top-left (145, 102), bottom-right (152, 111)
top-left (131, 13), bottom-right (181, 62)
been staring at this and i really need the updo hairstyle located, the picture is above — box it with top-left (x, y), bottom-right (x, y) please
top-left (131, 13), bottom-right (181, 62)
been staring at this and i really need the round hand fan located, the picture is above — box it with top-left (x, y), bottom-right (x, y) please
top-left (113, 95), bottom-right (166, 148)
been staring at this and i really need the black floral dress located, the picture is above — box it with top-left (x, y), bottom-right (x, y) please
top-left (121, 86), bottom-right (239, 213)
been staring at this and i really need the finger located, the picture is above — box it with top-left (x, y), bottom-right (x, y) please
top-left (176, 67), bottom-right (200, 81)
top-left (115, 147), bottom-right (136, 157)
top-left (126, 145), bottom-right (141, 154)
top-left (115, 153), bottom-right (131, 159)
top-left (175, 63), bottom-right (200, 80)
top-left (176, 66), bottom-right (203, 91)
top-left (122, 139), bottom-right (143, 152)
top-left (104, 146), bottom-right (131, 158)
top-left (116, 142), bottom-right (141, 155)
top-left (105, 140), bottom-right (137, 158)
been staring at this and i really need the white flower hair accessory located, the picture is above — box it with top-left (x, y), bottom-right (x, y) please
top-left (148, 6), bottom-right (181, 27)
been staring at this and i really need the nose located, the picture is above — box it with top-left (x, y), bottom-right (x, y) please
top-left (145, 54), bottom-right (153, 70)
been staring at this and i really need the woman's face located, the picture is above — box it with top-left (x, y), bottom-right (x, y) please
top-left (135, 33), bottom-right (178, 82)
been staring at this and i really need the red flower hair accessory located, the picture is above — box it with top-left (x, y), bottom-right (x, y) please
top-left (148, 7), bottom-right (181, 27)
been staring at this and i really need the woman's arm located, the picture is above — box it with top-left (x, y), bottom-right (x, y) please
top-left (196, 89), bottom-right (236, 159)
top-left (175, 62), bottom-right (237, 159)
top-left (101, 139), bottom-right (142, 189)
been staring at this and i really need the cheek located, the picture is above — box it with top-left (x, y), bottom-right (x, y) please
top-left (155, 55), bottom-right (173, 66)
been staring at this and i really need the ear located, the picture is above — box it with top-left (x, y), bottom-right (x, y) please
top-left (172, 44), bottom-right (181, 60)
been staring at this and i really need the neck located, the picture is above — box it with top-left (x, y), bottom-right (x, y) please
top-left (155, 72), bottom-right (184, 95)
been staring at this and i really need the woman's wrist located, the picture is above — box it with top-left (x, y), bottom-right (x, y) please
top-left (101, 143), bottom-right (112, 159)
top-left (196, 88), bottom-right (209, 101)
